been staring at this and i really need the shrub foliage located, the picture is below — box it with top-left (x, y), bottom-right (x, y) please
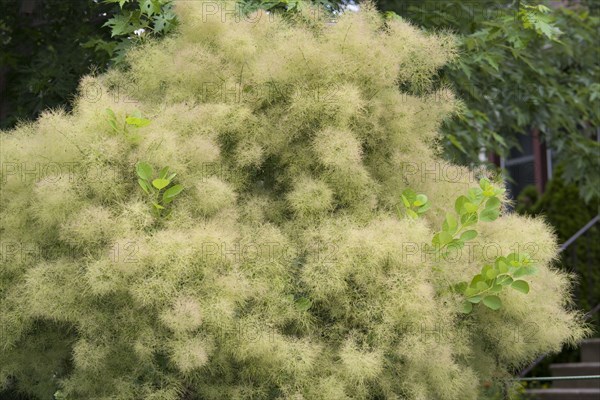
top-left (0, 2), bottom-right (587, 399)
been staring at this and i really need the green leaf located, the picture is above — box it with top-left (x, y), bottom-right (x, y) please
top-left (511, 280), bottom-right (530, 294)
top-left (496, 259), bottom-right (509, 274)
top-left (152, 202), bottom-right (165, 210)
top-left (413, 194), bottom-right (428, 207)
top-left (467, 187), bottom-right (483, 202)
top-left (485, 268), bottom-right (497, 280)
top-left (483, 188), bottom-right (495, 197)
top-left (448, 239), bottom-right (464, 250)
top-left (159, 166), bottom-right (170, 179)
top-left (461, 212), bottom-right (478, 227)
top-left (295, 297), bottom-right (312, 311)
top-left (438, 231), bottom-right (453, 246)
top-left (461, 301), bottom-right (473, 314)
top-left (482, 295), bottom-right (502, 310)
top-left (162, 184), bottom-right (183, 204)
top-left (489, 284), bottom-right (502, 293)
top-left (460, 230), bottom-right (478, 241)
top-left (455, 195), bottom-right (468, 214)
top-left (496, 275), bottom-right (513, 286)
top-left (464, 202), bottom-right (479, 213)
top-left (402, 189), bottom-right (416, 203)
top-left (108, 119), bottom-right (118, 132)
top-left (406, 209), bottom-right (418, 219)
top-left (467, 295), bottom-right (482, 304)
top-left (126, 116), bottom-right (151, 127)
top-left (479, 177), bottom-right (491, 190)
top-left (443, 213), bottom-right (458, 233)
top-left (136, 162), bottom-right (153, 180)
top-left (453, 282), bottom-right (468, 294)
top-left (512, 265), bottom-right (535, 278)
top-left (485, 197), bottom-right (501, 211)
top-left (469, 274), bottom-right (484, 288)
top-left (417, 203), bottom-right (430, 215)
top-left (152, 178), bottom-right (170, 190)
top-left (140, 0), bottom-right (161, 16)
top-left (103, 14), bottom-right (136, 37)
top-left (138, 178), bottom-right (151, 194)
top-left (480, 208), bottom-right (499, 222)
top-left (401, 194), bottom-right (410, 208)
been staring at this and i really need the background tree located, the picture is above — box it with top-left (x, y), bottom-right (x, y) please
top-left (376, 0), bottom-right (600, 201)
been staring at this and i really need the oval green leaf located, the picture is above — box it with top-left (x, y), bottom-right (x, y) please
top-left (461, 301), bottom-right (473, 314)
top-left (126, 116), bottom-right (151, 127)
top-left (460, 230), bottom-right (478, 241)
top-left (479, 177), bottom-right (491, 190)
top-left (152, 178), bottom-right (170, 190)
top-left (444, 213), bottom-right (458, 233)
top-left (511, 280), bottom-right (530, 294)
top-left (136, 162), bottom-right (153, 181)
top-left (413, 194), bottom-right (428, 207)
top-left (438, 231), bottom-right (453, 246)
top-left (485, 197), bottom-right (501, 210)
top-left (464, 202), bottom-right (479, 213)
top-left (159, 166), bottom-right (170, 179)
top-left (483, 295), bottom-right (502, 310)
top-left (455, 195), bottom-right (468, 214)
top-left (480, 208), bottom-right (499, 222)
top-left (401, 194), bottom-right (411, 208)
top-left (163, 184), bottom-right (183, 204)
top-left (138, 178), bottom-right (151, 194)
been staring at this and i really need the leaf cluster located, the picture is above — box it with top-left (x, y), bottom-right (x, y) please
top-left (135, 162), bottom-right (183, 218)
top-left (105, 108), bottom-right (151, 143)
top-left (398, 189), bottom-right (430, 219)
top-left (455, 252), bottom-right (536, 314)
top-left (432, 178), bottom-right (504, 252)
top-left (102, 0), bottom-right (178, 63)
top-left (402, 177), bottom-right (536, 313)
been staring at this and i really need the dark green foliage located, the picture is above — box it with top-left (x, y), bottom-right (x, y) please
top-left (517, 166), bottom-right (600, 332)
top-left (377, 0), bottom-right (600, 201)
top-left (101, 0), bottom-right (178, 63)
top-left (0, 0), bottom-right (115, 129)
top-left (0, 0), bottom-right (176, 130)
top-left (0, 321), bottom-right (75, 399)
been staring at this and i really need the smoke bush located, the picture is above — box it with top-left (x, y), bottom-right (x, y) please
top-left (0, 2), bottom-right (587, 399)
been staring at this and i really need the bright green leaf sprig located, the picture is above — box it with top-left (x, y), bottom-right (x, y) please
top-left (418, 177), bottom-right (536, 313)
top-left (432, 177), bottom-right (504, 255)
top-left (136, 162), bottom-right (183, 218)
top-left (455, 252), bottom-right (537, 314)
top-left (106, 108), bottom-right (150, 143)
top-left (399, 189), bottom-right (431, 219)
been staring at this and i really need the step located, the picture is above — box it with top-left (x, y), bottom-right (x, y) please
top-left (582, 338), bottom-right (600, 363)
top-left (525, 388), bottom-right (600, 400)
top-left (550, 362), bottom-right (600, 389)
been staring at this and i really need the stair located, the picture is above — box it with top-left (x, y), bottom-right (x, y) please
top-left (525, 388), bottom-right (600, 400)
top-left (525, 339), bottom-right (600, 400)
